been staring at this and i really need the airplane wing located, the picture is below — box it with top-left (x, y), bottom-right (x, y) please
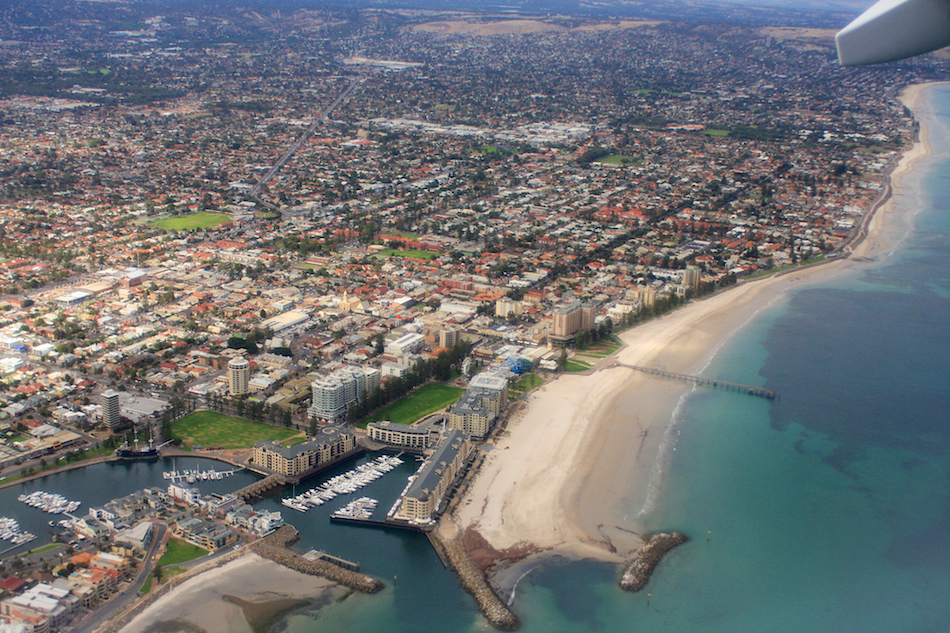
top-left (836, 0), bottom-right (950, 65)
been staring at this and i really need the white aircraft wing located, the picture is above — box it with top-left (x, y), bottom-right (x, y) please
top-left (836, 0), bottom-right (950, 65)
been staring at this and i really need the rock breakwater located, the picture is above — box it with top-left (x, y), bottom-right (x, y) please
top-left (619, 531), bottom-right (689, 592)
top-left (250, 526), bottom-right (384, 593)
top-left (430, 529), bottom-right (520, 631)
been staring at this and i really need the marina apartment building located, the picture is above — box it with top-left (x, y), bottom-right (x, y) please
top-left (308, 365), bottom-right (381, 422)
top-left (367, 420), bottom-right (431, 449)
top-left (252, 427), bottom-right (357, 477)
top-left (446, 372), bottom-right (510, 439)
top-left (394, 430), bottom-right (473, 524)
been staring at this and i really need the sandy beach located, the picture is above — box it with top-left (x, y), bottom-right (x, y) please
top-left (121, 554), bottom-right (346, 633)
top-left (116, 82), bottom-right (940, 631)
top-left (453, 81), bottom-right (940, 593)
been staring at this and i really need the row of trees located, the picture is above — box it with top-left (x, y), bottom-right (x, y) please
top-left (159, 394), bottom-right (196, 441)
top-left (573, 318), bottom-right (614, 350)
top-left (345, 340), bottom-right (473, 425)
top-left (205, 391), bottom-right (293, 428)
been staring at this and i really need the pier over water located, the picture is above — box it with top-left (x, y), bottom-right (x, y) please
top-left (616, 363), bottom-right (778, 400)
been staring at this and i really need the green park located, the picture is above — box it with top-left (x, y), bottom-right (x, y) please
top-left (152, 212), bottom-right (231, 231)
top-left (361, 384), bottom-right (464, 428)
top-left (170, 410), bottom-right (301, 449)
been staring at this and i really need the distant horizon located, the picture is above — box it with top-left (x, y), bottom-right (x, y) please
top-left (29, 0), bottom-right (869, 26)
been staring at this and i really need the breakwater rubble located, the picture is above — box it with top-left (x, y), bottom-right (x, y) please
top-left (430, 529), bottom-right (520, 631)
top-left (250, 525), bottom-right (384, 593)
top-left (619, 531), bottom-right (689, 592)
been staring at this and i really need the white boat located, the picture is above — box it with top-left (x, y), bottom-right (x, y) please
top-left (18, 491), bottom-right (81, 515)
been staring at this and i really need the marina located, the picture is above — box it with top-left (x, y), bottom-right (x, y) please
top-left (332, 497), bottom-right (379, 520)
top-left (17, 491), bottom-right (80, 515)
top-left (281, 455), bottom-right (403, 513)
top-left (162, 467), bottom-right (237, 483)
top-left (0, 518), bottom-right (35, 547)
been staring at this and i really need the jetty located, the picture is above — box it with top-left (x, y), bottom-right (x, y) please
top-left (303, 549), bottom-right (361, 572)
top-left (250, 526), bottom-right (383, 593)
top-left (617, 363), bottom-right (778, 400)
top-left (162, 466), bottom-right (238, 483)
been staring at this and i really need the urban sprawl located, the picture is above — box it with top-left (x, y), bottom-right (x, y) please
top-left (0, 3), bottom-right (944, 631)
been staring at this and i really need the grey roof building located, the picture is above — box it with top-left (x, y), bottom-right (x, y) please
top-left (395, 430), bottom-right (472, 523)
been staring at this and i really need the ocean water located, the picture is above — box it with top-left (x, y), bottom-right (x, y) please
top-left (3, 87), bottom-right (949, 633)
top-left (507, 83), bottom-right (950, 632)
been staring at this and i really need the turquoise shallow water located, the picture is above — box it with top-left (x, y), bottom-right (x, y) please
top-left (2, 87), bottom-right (949, 633)
top-left (510, 83), bottom-right (950, 633)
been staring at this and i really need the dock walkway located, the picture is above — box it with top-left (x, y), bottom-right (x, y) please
top-left (617, 363), bottom-right (778, 400)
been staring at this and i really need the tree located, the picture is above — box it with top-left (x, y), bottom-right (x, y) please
top-left (557, 349), bottom-right (568, 371)
top-left (152, 564), bottom-right (163, 583)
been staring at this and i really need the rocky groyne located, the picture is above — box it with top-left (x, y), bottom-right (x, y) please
top-left (619, 531), bottom-right (689, 592)
top-left (430, 529), bottom-right (520, 631)
top-left (250, 526), bottom-right (384, 593)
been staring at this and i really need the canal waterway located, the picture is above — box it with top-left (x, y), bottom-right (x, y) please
top-left (0, 451), bottom-right (479, 630)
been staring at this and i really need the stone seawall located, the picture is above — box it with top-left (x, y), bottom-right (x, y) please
top-left (250, 526), bottom-right (384, 593)
top-left (619, 531), bottom-right (689, 592)
top-left (429, 529), bottom-right (520, 631)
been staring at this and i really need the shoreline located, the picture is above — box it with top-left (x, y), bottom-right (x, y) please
top-left (452, 81), bottom-right (940, 612)
top-left (117, 552), bottom-right (347, 633)
top-left (16, 84), bottom-right (939, 633)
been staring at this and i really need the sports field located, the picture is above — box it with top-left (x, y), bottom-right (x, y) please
top-left (362, 384), bottom-right (464, 427)
top-left (170, 410), bottom-right (301, 449)
top-left (375, 249), bottom-right (438, 260)
top-left (152, 212), bottom-right (231, 231)
top-left (595, 155), bottom-right (637, 165)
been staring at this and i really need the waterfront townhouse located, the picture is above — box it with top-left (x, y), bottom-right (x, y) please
top-left (224, 505), bottom-right (284, 537)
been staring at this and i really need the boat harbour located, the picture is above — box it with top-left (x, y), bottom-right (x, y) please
top-left (332, 497), bottom-right (379, 520)
top-left (17, 491), bottom-right (81, 515)
top-left (0, 518), bottom-right (35, 546)
top-left (162, 467), bottom-right (237, 483)
top-left (281, 455), bottom-right (403, 513)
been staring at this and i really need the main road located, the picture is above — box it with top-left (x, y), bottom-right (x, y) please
top-left (250, 75), bottom-right (364, 199)
top-left (71, 522), bottom-right (167, 633)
